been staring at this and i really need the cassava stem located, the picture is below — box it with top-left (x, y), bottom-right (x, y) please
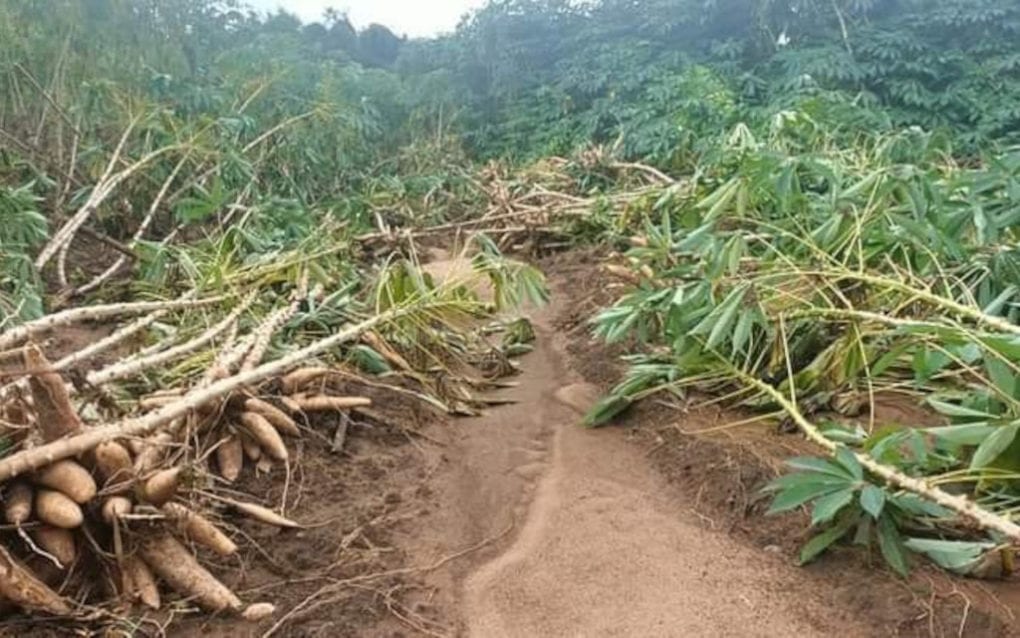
top-left (729, 363), bottom-right (1020, 542)
top-left (86, 294), bottom-right (254, 386)
top-left (0, 296), bottom-right (225, 351)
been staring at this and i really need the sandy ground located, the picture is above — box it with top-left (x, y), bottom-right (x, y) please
top-left (414, 276), bottom-right (877, 637)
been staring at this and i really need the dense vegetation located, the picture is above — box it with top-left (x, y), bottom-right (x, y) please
top-left (4, 0), bottom-right (1020, 317)
top-left (1, 0), bottom-right (1020, 624)
top-left (412, 0), bottom-right (1020, 159)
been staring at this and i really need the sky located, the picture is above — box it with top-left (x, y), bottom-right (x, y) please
top-left (244, 0), bottom-right (486, 37)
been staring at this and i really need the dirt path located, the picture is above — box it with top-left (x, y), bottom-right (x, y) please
top-left (413, 276), bottom-right (878, 637)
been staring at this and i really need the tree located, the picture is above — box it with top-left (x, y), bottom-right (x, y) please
top-left (358, 23), bottom-right (404, 68)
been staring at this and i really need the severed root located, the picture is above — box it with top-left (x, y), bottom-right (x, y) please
top-left (32, 527), bottom-right (76, 567)
top-left (133, 431), bottom-right (174, 475)
top-left (242, 398), bottom-right (300, 436)
top-left (122, 554), bottom-right (160, 610)
top-left (280, 367), bottom-right (334, 394)
top-left (288, 395), bottom-right (372, 412)
top-left (220, 497), bottom-right (302, 529)
top-left (141, 468), bottom-right (181, 506)
top-left (35, 490), bottom-right (84, 529)
top-left (3, 482), bottom-right (33, 524)
top-left (0, 306), bottom-right (407, 481)
top-left (102, 496), bottom-right (133, 524)
top-left (242, 602), bottom-right (276, 621)
top-left (237, 413), bottom-right (287, 461)
top-left (216, 434), bottom-right (243, 482)
top-left (24, 344), bottom-right (83, 441)
top-left (0, 545), bottom-right (73, 615)
top-left (138, 533), bottom-right (241, 612)
top-left (35, 459), bottom-right (97, 504)
top-left (162, 503), bottom-right (237, 556)
top-left (94, 441), bottom-right (134, 492)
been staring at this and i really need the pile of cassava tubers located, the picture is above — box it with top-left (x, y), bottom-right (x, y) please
top-left (0, 315), bottom-right (389, 622)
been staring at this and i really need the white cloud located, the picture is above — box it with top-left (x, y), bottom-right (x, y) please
top-left (244, 0), bottom-right (486, 37)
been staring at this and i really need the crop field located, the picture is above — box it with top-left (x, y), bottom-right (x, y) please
top-left (1, 1), bottom-right (1019, 635)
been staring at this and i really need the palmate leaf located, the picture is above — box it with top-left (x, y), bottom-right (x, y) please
top-left (978, 336), bottom-right (1020, 362)
top-left (985, 356), bottom-right (1019, 401)
top-left (927, 423), bottom-right (997, 446)
top-left (982, 285), bottom-right (1019, 316)
top-left (583, 395), bottom-right (631, 428)
top-left (350, 344), bottom-right (391, 375)
top-left (766, 471), bottom-right (852, 492)
top-left (913, 348), bottom-right (952, 383)
top-left (834, 447), bottom-right (863, 481)
top-left (696, 177), bottom-right (740, 221)
top-left (690, 284), bottom-right (749, 353)
top-left (730, 309), bottom-right (755, 356)
top-left (893, 494), bottom-right (953, 519)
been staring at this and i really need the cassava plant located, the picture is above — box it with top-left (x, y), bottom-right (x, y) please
top-left (587, 120), bottom-right (1020, 575)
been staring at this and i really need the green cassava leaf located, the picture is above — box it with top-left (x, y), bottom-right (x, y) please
top-left (811, 488), bottom-right (856, 525)
top-left (834, 447), bottom-right (863, 481)
top-left (926, 399), bottom-right (994, 420)
top-left (784, 457), bottom-right (857, 481)
top-left (583, 395), bottom-right (631, 428)
top-left (768, 479), bottom-right (848, 515)
top-left (860, 485), bottom-right (886, 519)
top-left (985, 356), bottom-right (1019, 400)
top-left (903, 538), bottom-right (995, 573)
top-left (969, 423), bottom-right (1020, 469)
top-left (799, 515), bottom-right (856, 564)
top-left (928, 424), bottom-right (998, 446)
top-left (877, 514), bottom-right (910, 576)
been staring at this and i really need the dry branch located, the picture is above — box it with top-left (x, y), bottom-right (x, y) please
top-left (240, 293), bottom-right (306, 373)
top-left (36, 136), bottom-right (183, 270)
top-left (34, 117), bottom-right (138, 269)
